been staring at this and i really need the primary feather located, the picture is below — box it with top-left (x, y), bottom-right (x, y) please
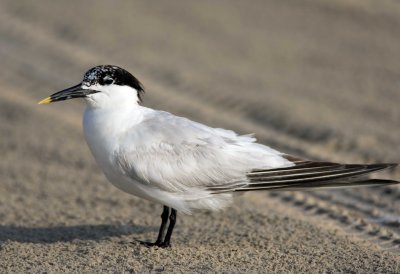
top-left (208, 161), bottom-right (397, 193)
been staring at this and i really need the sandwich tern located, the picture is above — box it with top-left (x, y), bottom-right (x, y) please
top-left (38, 65), bottom-right (399, 247)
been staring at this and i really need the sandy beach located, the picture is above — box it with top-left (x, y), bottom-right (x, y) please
top-left (0, 0), bottom-right (399, 272)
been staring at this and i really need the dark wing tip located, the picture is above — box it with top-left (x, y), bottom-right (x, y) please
top-left (283, 154), bottom-right (398, 170)
top-left (384, 163), bottom-right (398, 169)
top-left (379, 179), bottom-right (400, 185)
top-left (208, 156), bottom-right (398, 194)
top-left (365, 163), bottom-right (398, 171)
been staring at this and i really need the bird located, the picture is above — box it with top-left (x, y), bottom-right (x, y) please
top-left (38, 65), bottom-right (399, 248)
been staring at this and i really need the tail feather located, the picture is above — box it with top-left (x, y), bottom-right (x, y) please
top-left (235, 179), bottom-right (398, 192)
top-left (208, 160), bottom-right (398, 194)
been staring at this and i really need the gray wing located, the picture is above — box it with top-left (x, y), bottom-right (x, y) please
top-left (114, 110), bottom-right (293, 193)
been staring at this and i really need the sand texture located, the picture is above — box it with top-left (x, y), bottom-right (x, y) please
top-left (0, 0), bottom-right (399, 272)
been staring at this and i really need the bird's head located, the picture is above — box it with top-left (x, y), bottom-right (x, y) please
top-left (38, 65), bottom-right (144, 108)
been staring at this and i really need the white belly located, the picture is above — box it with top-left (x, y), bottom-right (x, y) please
top-left (82, 107), bottom-right (233, 213)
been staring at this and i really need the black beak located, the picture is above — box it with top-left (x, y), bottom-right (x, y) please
top-left (38, 84), bottom-right (98, 104)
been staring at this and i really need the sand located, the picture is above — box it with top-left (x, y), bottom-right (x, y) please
top-left (0, 0), bottom-right (399, 272)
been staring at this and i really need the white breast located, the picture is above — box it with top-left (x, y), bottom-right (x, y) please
top-left (82, 106), bottom-right (235, 213)
top-left (83, 106), bottom-right (151, 198)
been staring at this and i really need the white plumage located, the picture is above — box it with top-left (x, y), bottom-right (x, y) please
top-left (83, 87), bottom-right (293, 213)
top-left (39, 65), bottom-right (397, 247)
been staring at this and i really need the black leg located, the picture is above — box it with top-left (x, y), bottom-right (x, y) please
top-left (139, 206), bottom-right (170, 247)
top-left (159, 208), bottom-right (177, 248)
top-left (155, 206), bottom-right (170, 244)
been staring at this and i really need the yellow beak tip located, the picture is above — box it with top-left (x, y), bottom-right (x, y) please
top-left (38, 97), bottom-right (52, 105)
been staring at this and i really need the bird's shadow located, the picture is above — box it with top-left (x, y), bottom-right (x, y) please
top-left (0, 224), bottom-right (156, 244)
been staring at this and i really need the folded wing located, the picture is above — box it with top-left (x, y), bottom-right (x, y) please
top-left (209, 158), bottom-right (398, 193)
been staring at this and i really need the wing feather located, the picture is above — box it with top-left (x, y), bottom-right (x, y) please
top-left (115, 110), bottom-right (293, 193)
top-left (115, 111), bottom-right (398, 196)
top-left (208, 159), bottom-right (397, 193)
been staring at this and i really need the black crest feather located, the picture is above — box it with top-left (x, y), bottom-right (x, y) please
top-left (83, 65), bottom-right (145, 101)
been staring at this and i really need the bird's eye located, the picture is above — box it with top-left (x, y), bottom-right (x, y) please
top-left (103, 78), bottom-right (114, 85)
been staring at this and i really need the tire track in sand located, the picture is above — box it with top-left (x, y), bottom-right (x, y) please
top-left (0, 5), bottom-right (398, 254)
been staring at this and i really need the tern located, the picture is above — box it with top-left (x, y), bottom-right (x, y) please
top-left (39, 65), bottom-right (399, 248)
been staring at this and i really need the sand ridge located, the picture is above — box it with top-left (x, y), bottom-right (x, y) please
top-left (0, 0), bottom-right (399, 272)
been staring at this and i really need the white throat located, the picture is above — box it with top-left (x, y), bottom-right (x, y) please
top-left (83, 84), bottom-right (141, 109)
